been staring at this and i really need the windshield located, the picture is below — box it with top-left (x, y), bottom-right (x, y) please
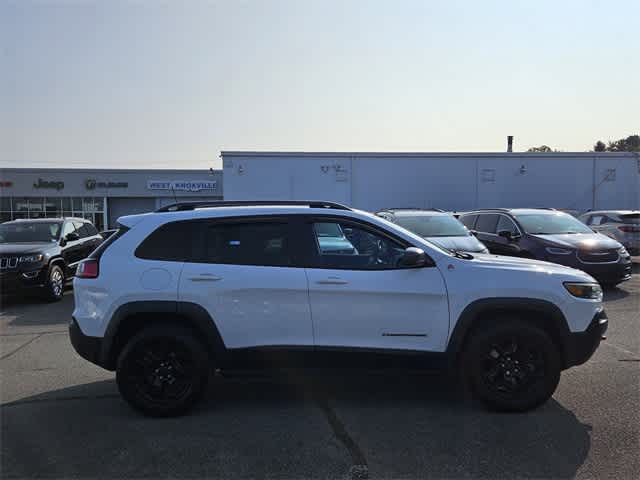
top-left (394, 214), bottom-right (470, 237)
top-left (515, 213), bottom-right (592, 235)
top-left (0, 222), bottom-right (62, 243)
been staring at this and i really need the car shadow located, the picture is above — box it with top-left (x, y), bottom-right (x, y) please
top-left (2, 374), bottom-right (592, 479)
top-left (602, 286), bottom-right (630, 301)
top-left (0, 289), bottom-right (73, 328)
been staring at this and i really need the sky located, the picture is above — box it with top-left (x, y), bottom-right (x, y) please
top-left (1, 0), bottom-right (639, 169)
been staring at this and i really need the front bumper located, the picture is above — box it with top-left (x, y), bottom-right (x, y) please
top-left (69, 317), bottom-right (108, 369)
top-left (564, 310), bottom-right (608, 368)
top-left (0, 267), bottom-right (48, 294)
top-left (546, 254), bottom-right (632, 284)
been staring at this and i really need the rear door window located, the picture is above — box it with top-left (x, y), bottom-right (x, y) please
top-left (203, 222), bottom-right (291, 267)
top-left (475, 214), bottom-right (500, 234)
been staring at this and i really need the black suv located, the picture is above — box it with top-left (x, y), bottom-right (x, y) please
top-left (0, 218), bottom-right (103, 301)
top-left (459, 208), bottom-right (632, 287)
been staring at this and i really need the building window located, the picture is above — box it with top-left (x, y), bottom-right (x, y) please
top-left (0, 197), bottom-right (105, 231)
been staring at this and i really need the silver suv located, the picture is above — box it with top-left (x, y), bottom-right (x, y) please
top-left (579, 211), bottom-right (640, 255)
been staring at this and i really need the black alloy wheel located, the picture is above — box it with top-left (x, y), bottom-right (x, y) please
top-left (116, 326), bottom-right (209, 417)
top-left (462, 320), bottom-right (561, 412)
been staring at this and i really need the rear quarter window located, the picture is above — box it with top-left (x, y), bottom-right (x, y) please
top-left (135, 221), bottom-right (196, 262)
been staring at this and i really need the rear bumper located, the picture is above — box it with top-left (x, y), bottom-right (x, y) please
top-left (564, 309), bottom-right (608, 368)
top-left (69, 317), bottom-right (108, 369)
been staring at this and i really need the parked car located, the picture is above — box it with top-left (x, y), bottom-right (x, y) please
top-left (314, 221), bottom-right (357, 254)
top-left (375, 208), bottom-right (489, 254)
top-left (578, 210), bottom-right (640, 256)
top-left (459, 208), bottom-right (632, 287)
top-left (0, 217), bottom-right (102, 300)
top-left (70, 200), bottom-right (607, 416)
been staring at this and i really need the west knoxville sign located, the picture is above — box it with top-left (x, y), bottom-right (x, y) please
top-left (147, 180), bottom-right (217, 192)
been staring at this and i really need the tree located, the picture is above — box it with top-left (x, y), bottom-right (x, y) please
top-left (527, 145), bottom-right (553, 152)
top-left (593, 134), bottom-right (640, 152)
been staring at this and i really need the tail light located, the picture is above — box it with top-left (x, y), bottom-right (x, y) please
top-left (76, 259), bottom-right (99, 279)
top-left (618, 226), bottom-right (640, 233)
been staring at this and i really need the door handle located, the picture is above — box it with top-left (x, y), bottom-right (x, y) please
top-left (316, 278), bottom-right (348, 285)
top-left (189, 274), bottom-right (222, 282)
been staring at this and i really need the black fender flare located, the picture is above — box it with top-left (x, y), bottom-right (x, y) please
top-left (48, 256), bottom-right (66, 271)
top-left (446, 297), bottom-right (571, 364)
top-left (100, 301), bottom-right (227, 369)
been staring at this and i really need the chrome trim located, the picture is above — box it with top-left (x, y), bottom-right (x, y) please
top-left (0, 257), bottom-right (19, 269)
top-left (577, 251), bottom-right (620, 264)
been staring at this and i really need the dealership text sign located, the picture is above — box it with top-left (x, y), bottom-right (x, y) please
top-left (147, 180), bottom-right (217, 192)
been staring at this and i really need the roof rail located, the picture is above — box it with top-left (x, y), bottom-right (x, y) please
top-left (377, 207), bottom-right (445, 212)
top-left (155, 200), bottom-right (352, 213)
top-left (465, 208), bottom-right (512, 213)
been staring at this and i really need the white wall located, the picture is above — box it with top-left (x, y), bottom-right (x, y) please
top-left (222, 152), bottom-right (640, 212)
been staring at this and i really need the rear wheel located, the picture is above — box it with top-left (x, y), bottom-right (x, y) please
top-left (44, 265), bottom-right (65, 302)
top-left (461, 321), bottom-right (561, 412)
top-left (116, 325), bottom-right (210, 417)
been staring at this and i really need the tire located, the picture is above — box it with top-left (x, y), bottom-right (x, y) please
top-left (116, 325), bottom-right (210, 417)
top-left (461, 320), bottom-right (561, 412)
top-left (44, 264), bottom-right (65, 302)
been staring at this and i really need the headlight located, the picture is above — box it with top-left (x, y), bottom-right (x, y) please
top-left (545, 247), bottom-right (573, 255)
top-left (618, 246), bottom-right (628, 256)
top-left (19, 254), bottom-right (44, 263)
top-left (563, 282), bottom-right (603, 300)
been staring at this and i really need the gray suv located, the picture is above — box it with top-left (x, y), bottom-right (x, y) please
top-left (578, 210), bottom-right (640, 256)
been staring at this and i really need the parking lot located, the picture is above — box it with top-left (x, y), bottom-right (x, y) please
top-left (1, 263), bottom-right (638, 479)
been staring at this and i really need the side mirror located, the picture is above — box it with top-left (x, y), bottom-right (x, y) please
top-left (65, 232), bottom-right (80, 242)
top-left (400, 247), bottom-right (427, 267)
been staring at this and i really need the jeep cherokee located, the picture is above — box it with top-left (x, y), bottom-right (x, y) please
top-left (69, 201), bottom-right (608, 416)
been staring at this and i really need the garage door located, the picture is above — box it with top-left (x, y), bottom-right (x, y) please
top-left (107, 198), bottom-right (156, 228)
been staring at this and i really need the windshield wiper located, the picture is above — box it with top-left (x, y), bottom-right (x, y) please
top-left (449, 249), bottom-right (474, 260)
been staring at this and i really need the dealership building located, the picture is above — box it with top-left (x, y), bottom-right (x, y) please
top-left (0, 168), bottom-right (222, 230)
top-left (222, 151), bottom-right (640, 212)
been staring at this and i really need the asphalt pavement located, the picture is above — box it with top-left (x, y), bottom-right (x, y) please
top-left (1, 264), bottom-right (638, 479)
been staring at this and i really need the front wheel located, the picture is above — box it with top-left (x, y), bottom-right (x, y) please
top-left (461, 321), bottom-right (561, 412)
top-left (116, 326), bottom-right (210, 417)
top-left (44, 265), bottom-right (65, 302)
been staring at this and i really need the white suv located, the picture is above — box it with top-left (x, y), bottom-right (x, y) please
top-left (70, 201), bottom-right (608, 416)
